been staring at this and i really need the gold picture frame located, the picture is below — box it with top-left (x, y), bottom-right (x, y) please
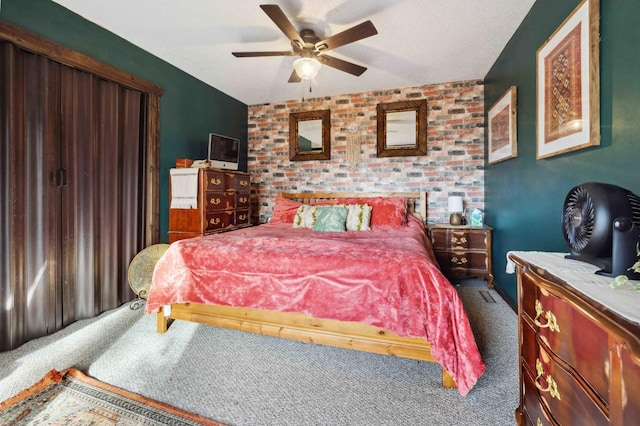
top-left (536, 0), bottom-right (600, 159)
top-left (488, 86), bottom-right (517, 164)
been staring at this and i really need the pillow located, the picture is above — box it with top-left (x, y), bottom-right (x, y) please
top-left (367, 197), bottom-right (407, 227)
top-left (330, 197), bottom-right (407, 227)
top-left (313, 206), bottom-right (348, 232)
top-left (270, 196), bottom-right (302, 224)
top-left (293, 205), bottom-right (318, 228)
top-left (342, 204), bottom-right (372, 231)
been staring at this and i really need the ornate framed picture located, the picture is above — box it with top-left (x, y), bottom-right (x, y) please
top-left (488, 86), bottom-right (517, 164)
top-left (536, 0), bottom-right (600, 159)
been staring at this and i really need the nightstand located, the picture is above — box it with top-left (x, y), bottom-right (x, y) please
top-left (427, 224), bottom-right (494, 288)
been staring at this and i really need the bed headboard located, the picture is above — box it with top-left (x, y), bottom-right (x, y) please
top-left (277, 192), bottom-right (427, 223)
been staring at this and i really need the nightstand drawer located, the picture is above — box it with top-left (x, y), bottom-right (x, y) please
top-left (430, 228), bottom-right (489, 251)
top-left (434, 250), bottom-right (488, 271)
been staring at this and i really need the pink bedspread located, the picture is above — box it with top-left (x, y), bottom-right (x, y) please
top-left (146, 217), bottom-right (485, 395)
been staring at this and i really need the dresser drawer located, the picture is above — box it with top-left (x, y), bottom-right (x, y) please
top-left (202, 170), bottom-right (225, 191)
top-left (430, 228), bottom-right (489, 251)
top-left (205, 210), bottom-right (233, 232)
top-left (522, 370), bottom-right (556, 426)
top-left (225, 172), bottom-right (250, 191)
top-left (204, 191), bottom-right (235, 211)
top-left (521, 270), bottom-right (610, 403)
top-left (235, 208), bottom-right (251, 226)
top-left (524, 345), bottom-right (608, 426)
top-left (619, 345), bottom-right (640, 424)
top-left (236, 193), bottom-right (250, 209)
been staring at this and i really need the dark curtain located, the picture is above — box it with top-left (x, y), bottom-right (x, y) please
top-left (0, 41), bottom-right (146, 352)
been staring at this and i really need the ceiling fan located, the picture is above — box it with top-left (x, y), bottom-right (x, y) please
top-left (232, 4), bottom-right (377, 83)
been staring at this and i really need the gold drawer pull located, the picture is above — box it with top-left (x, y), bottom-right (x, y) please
top-left (210, 178), bottom-right (221, 185)
top-left (451, 256), bottom-right (468, 265)
top-left (238, 214), bottom-right (247, 220)
top-left (209, 198), bottom-right (221, 205)
top-left (239, 197), bottom-right (248, 203)
top-left (534, 300), bottom-right (560, 332)
top-left (240, 180), bottom-right (249, 186)
top-left (451, 236), bottom-right (467, 244)
top-left (537, 419), bottom-right (543, 426)
top-left (209, 218), bottom-right (220, 225)
top-left (535, 359), bottom-right (561, 400)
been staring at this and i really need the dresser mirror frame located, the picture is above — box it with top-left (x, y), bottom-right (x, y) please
top-left (376, 99), bottom-right (427, 157)
top-left (289, 109), bottom-right (331, 161)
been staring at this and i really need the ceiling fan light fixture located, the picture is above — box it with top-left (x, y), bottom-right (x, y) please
top-left (293, 57), bottom-right (321, 80)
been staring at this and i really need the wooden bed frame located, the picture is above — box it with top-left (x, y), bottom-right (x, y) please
top-left (156, 192), bottom-right (456, 389)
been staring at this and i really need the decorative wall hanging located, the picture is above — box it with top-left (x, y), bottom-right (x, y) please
top-left (345, 122), bottom-right (361, 169)
top-left (536, 0), bottom-right (600, 159)
top-left (488, 86), bottom-right (517, 164)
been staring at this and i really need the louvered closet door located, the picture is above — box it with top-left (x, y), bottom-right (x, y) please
top-left (59, 66), bottom-right (144, 326)
top-left (0, 42), bottom-right (63, 348)
top-left (1, 42), bottom-right (147, 351)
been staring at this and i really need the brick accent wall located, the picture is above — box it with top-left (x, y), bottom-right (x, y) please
top-left (248, 79), bottom-right (485, 224)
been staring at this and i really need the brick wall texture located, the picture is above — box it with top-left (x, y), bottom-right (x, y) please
top-left (248, 79), bottom-right (485, 224)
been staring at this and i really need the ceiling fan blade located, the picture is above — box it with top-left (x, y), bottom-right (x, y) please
top-left (288, 70), bottom-right (302, 83)
top-left (260, 4), bottom-right (304, 48)
top-left (319, 55), bottom-right (367, 76)
top-left (232, 51), bottom-right (295, 57)
top-left (315, 21), bottom-right (377, 53)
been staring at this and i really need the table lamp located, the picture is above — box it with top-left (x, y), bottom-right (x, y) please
top-left (448, 196), bottom-right (463, 226)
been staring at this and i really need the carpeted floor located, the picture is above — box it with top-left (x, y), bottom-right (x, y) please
top-left (0, 280), bottom-right (518, 425)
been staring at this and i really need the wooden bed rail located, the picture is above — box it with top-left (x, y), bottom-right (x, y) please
top-left (157, 303), bottom-right (456, 389)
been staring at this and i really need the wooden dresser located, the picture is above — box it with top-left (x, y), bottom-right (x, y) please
top-left (168, 168), bottom-right (251, 243)
top-left (427, 224), bottom-right (493, 287)
top-left (509, 252), bottom-right (640, 426)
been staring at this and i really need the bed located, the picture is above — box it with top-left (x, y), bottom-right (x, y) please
top-left (146, 192), bottom-right (485, 395)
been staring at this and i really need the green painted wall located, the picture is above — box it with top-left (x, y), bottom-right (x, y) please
top-left (484, 0), bottom-right (640, 305)
top-left (0, 0), bottom-right (248, 242)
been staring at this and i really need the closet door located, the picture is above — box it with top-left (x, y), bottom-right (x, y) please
top-left (1, 42), bottom-right (148, 351)
top-left (59, 66), bottom-right (145, 326)
top-left (0, 42), bottom-right (62, 347)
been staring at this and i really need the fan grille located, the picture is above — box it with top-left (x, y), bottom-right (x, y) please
top-left (625, 189), bottom-right (640, 227)
top-left (563, 186), bottom-right (595, 252)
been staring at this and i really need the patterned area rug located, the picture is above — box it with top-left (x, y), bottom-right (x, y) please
top-left (0, 369), bottom-right (223, 425)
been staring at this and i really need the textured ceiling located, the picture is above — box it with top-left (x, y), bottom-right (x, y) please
top-left (51, 0), bottom-right (535, 105)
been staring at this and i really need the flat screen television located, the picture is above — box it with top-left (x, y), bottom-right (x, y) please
top-left (208, 133), bottom-right (240, 170)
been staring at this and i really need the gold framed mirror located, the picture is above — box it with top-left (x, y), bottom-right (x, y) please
top-left (289, 109), bottom-right (331, 161)
top-left (376, 99), bottom-right (427, 157)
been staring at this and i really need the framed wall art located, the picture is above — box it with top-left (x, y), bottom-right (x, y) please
top-left (488, 86), bottom-right (517, 164)
top-left (536, 0), bottom-right (600, 159)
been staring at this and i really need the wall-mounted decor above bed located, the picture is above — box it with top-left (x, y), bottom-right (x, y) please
top-left (289, 110), bottom-right (331, 161)
top-left (146, 192), bottom-right (485, 395)
top-left (376, 100), bottom-right (427, 157)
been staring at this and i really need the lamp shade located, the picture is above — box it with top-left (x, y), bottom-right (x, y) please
top-left (447, 196), bottom-right (463, 213)
top-left (293, 57), bottom-right (321, 80)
